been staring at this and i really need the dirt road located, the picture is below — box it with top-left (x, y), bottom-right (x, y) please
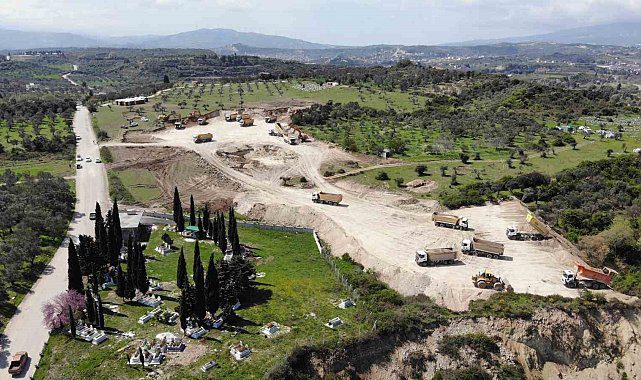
top-left (108, 116), bottom-right (595, 311)
top-left (0, 106), bottom-right (109, 379)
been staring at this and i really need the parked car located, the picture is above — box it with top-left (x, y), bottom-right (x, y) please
top-left (8, 351), bottom-right (28, 375)
top-left (85, 157), bottom-right (92, 162)
top-left (76, 164), bottom-right (82, 169)
top-left (89, 212), bottom-right (96, 220)
top-left (95, 158), bottom-right (102, 163)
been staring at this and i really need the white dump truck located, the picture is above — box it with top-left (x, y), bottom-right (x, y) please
top-left (461, 237), bottom-right (504, 259)
top-left (415, 248), bottom-right (457, 266)
top-left (506, 212), bottom-right (551, 240)
top-left (432, 212), bottom-right (469, 230)
top-left (311, 192), bottom-right (343, 205)
top-left (562, 265), bottom-right (617, 289)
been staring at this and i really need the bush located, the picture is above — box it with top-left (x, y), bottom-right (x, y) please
top-left (438, 334), bottom-right (499, 360)
top-left (394, 177), bottom-right (404, 187)
top-left (415, 165), bottom-right (428, 176)
top-left (375, 171), bottom-right (390, 181)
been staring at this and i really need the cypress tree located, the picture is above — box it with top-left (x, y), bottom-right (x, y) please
top-left (172, 187), bottom-right (181, 225)
top-left (204, 254), bottom-right (219, 317)
top-left (193, 255), bottom-right (206, 321)
top-left (203, 204), bottom-right (210, 234)
top-left (208, 220), bottom-right (214, 241)
top-left (112, 198), bottom-right (123, 250)
top-left (107, 210), bottom-right (119, 266)
top-left (192, 241), bottom-right (201, 277)
top-left (189, 195), bottom-right (196, 226)
top-left (177, 247), bottom-right (187, 289)
top-left (126, 236), bottom-right (135, 274)
top-left (125, 266), bottom-right (136, 300)
top-left (136, 243), bottom-right (149, 293)
top-left (69, 305), bottom-right (76, 338)
top-left (68, 241), bottom-right (84, 293)
top-left (96, 293), bottom-right (105, 329)
top-left (177, 210), bottom-right (185, 233)
top-left (115, 264), bottom-right (126, 299)
top-left (85, 288), bottom-right (95, 324)
top-left (94, 202), bottom-right (103, 240)
top-left (197, 214), bottom-right (204, 238)
top-left (218, 214), bottom-right (227, 254)
top-left (212, 215), bottom-right (219, 244)
top-left (179, 286), bottom-right (189, 331)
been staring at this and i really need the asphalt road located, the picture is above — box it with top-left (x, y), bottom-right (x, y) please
top-left (0, 106), bottom-right (109, 379)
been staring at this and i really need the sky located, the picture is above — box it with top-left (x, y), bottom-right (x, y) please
top-left (2, 0), bottom-right (641, 45)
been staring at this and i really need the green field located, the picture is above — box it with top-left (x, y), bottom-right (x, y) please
top-left (348, 135), bottom-right (639, 195)
top-left (108, 168), bottom-right (161, 205)
top-left (36, 226), bottom-right (365, 379)
top-left (0, 156), bottom-right (75, 177)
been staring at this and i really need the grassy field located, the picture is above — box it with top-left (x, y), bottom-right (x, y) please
top-left (0, 155), bottom-right (75, 177)
top-left (0, 115), bottom-right (72, 152)
top-left (108, 168), bottom-right (161, 206)
top-left (347, 135), bottom-right (638, 196)
top-left (35, 226), bottom-right (365, 379)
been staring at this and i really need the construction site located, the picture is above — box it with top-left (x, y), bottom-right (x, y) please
top-left (102, 109), bottom-right (632, 311)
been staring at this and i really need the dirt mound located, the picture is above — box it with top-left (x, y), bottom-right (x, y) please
top-left (107, 146), bottom-right (241, 209)
top-left (122, 130), bottom-right (162, 144)
top-left (216, 143), bottom-right (299, 182)
top-left (406, 178), bottom-right (438, 194)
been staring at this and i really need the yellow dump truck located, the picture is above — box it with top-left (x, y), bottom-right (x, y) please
top-left (432, 212), bottom-right (469, 230)
top-left (312, 192), bottom-right (343, 205)
top-left (239, 117), bottom-right (254, 127)
top-left (506, 212), bottom-right (551, 240)
top-left (415, 248), bottom-right (457, 266)
top-left (194, 133), bottom-right (213, 143)
top-left (225, 112), bottom-right (237, 122)
top-left (461, 237), bottom-right (504, 259)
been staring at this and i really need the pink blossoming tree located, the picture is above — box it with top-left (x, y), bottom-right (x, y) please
top-left (42, 290), bottom-right (85, 330)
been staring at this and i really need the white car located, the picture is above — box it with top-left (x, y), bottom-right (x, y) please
top-left (85, 157), bottom-right (92, 162)
top-left (76, 156), bottom-right (83, 161)
top-left (95, 158), bottom-right (102, 163)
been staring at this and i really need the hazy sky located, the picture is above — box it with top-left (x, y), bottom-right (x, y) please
top-left (2, 0), bottom-right (641, 45)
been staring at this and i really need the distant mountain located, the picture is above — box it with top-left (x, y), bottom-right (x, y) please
top-left (455, 22), bottom-right (641, 46)
top-left (0, 28), bottom-right (99, 50)
top-left (136, 28), bottom-right (330, 50)
top-left (0, 27), bottom-right (330, 51)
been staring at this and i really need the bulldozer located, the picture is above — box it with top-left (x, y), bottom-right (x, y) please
top-left (472, 271), bottom-right (513, 292)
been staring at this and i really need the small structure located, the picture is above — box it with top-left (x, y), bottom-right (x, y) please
top-left (74, 322), bottom-right (108, 345)
top-left (211, 318), bottom-right (224, 329)
top-left (120, 210), bottom-right (143, 242)
top-left (381, 148), bottom-right (392, 159)
top-left (338, 299), bottom-right (356, 309)
top-left (325, 317), bottom-right (343, 329)
top-left (185, 326), bottom-right (207, 339)
top-left (134, 294), bottom-right (163, 307)
top-left (115, 96), bottom-right (148, 106)
top-left (181, 225), bottom-right (200, 238)
top-left (154, 244), bottom-right (172, 256)
top-left (138, 307), bottom-right (163, 325)
top-left (201, 359), bottom-right (218, 372)
top-left (230, 342), bottom-right (251, 360)
top-left (556, 125), bottom-right (575, 133)
top-left (259, 322), bottom-right (280, 338)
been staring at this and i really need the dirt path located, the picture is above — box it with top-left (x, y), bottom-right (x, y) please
top-left (104, 115), bottom-right (613, 311)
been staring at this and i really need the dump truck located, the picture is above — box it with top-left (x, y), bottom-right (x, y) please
top-left (284, 136), bottom-right (299, 145)
top-left (225, 112), bottom-right (237, 122)
top-left (415, 248), bottom-right (457, 266)
top-left (194, 133), bottom-right (213, 143)
top-left (472, 271), bottom-right (513, 291)
top-left (239, 117), bottom-right (254, 127)
top-left (8, 351), bottom-right (28, 375)
top-left (432, 212), bottom-right (469, 230)
top-left (562, 265), bottom-right (617, 289)
top-left (506, 212), bottom-right (551, 240)
top-left (312, 192), bottom-right (342, 205)
top-left (461, 237), bottom-right (504, 259)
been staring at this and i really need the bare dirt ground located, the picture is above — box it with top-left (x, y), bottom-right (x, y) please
top-left (104, 114), bottom-right (624, 311)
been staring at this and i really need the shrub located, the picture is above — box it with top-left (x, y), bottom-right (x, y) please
top-left (375, 171), bottom-right (390, 181)
top-left (438, 334), bottom-right (499, 360)
top-left (414, 165), bottom-right (428, 176)
top-left (394, 177), bottom-right (404, 187)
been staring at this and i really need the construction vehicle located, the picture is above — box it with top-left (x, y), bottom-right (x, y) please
top-left (8, 351), bottom-right (29, 375)
top-left (432, 212), bottom-right (469, 230)
top-left (562, 265), bottom-right (617, 289)
top-left (270, 123), bottom-right (285, 137)
top-left (415, 248), bottom-right (457, 266)
top-left (506, 212), bottom-right (551, 240)
top-left (265, 114), bottom-right (277, 123)
top-left (237, 113), bottom-right (251, 122)
top-left (239, 117), bottom-right (254, 127)
top-left (472, 271), bottom-right (513, 291)
top-left (197, 118), bottom-right (206, 125)
top-left (312, 192), bottom-right (343, 205)
top-left (225, 112), bottom-right (238, 122)
top-left (291, 125), bottom-right (311, 142)
top-left (284, 136), bottom-right (299, 145)
top-left (461, 237), bottom-right (504, 259)
top-left (175, 121), bottom-right (185, 130)
top-left (194, 133), bottom-right (213, 143)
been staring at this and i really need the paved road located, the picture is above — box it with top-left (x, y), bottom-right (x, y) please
top-left (0, 106), bottom-right (108, 379)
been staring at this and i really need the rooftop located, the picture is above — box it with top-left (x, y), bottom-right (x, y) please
top-left (119, 211), bottom-right (143, 229)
